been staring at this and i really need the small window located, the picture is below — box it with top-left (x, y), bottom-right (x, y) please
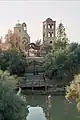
top-left (43, 25), bottom-right (45, 29)
top-left (50, 41), bottom-right (52, 44)
top-left (48, 24), bottom-right (53, 29)
top-left (50, 25), bottom-right (52, 29)
top-left (43, 33), bottom-right (45, 37)
top-left (48, 32), bottom-right (52, 37)
top-left (52, 24), bottom-right (54, 29)
top-left (50, 33), bottom-right (52, 37)
top-left (48, 24), bottom-right (50, 29)
top-left (52, 32), bottom-right (54, 37)
top-left (48, 32), bottom-right (50, 37)
top-left (19, 29), bottom-right (21, 32)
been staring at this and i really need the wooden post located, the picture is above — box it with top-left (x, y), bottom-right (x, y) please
top-left (43, 74), bottom-right (47, 92)
top-left (47, 95), bottom-right (52, 120)
top-left (28, 49), bottom-right (29, 56)
top-left (45, 79), bottom-right (47, 92)
top-left (32, 80), bottom-right (34, 92)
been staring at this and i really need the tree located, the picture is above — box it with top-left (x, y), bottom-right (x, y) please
top-left (0, 50), bottom-right (27, 76)
top-left (67, 42), bottom-right (79, 53)
top-left (52, 23), bottom-right (68, 51)
top-left (40, 44), bottom-right (52, 56)
top-left (44, 49), bottom-right (68, 81)
top-left (0, 70), bottom-right (27, 120)
top-left (0, 70), bottom-right (18, 89)
top-left (44, 42), bottom-right (80, 83)
top-left (4, 30), bottom-right (27, 56)
top-left (65, 74), bottom-right (80, 112)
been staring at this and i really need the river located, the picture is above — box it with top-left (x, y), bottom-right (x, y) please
top-left (26, 95), bottom-right (80, 120)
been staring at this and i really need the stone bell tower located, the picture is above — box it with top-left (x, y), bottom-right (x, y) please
top-left (43, 18), bottom-right (56, 45)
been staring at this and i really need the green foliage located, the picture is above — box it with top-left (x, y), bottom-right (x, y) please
top-left (44, 49), bottom-right (68, 80)
top-left (40, 44), bottom-right (52, 56)
top-left (44, 22), bottom-right (80, 83)
top-left (0, 70), bottom-right (18, 89)
top-left (0, 50), bottom-right (27, 76)
top-left (0, 70), bottom-right (27, 120)
top-left (67, 42), bottom-right (79, 52)
top-left (0, 85), bottom-right (27, 120)
top-left (65, 74), bottom-right (80, 112)
top-left (44, 42), bottom-right (80, 83)
top-left (52, 23), bottom-right (68, 51)
top-left (57, 23), bottom-right (68, 42)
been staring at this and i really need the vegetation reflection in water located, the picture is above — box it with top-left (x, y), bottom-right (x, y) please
top-left (26, 95), bottom-right (80, 120)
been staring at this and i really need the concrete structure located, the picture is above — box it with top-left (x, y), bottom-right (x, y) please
top-left (14, 21), bottom-right (30, 45)
top-left (43, 18), bottom-right (56, 45)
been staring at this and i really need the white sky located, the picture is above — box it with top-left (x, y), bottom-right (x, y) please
top-left (0, 1), bottom-right (80, 43)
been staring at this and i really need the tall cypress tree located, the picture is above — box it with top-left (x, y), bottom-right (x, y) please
top-left (52, 23), bottom-right (68, 51)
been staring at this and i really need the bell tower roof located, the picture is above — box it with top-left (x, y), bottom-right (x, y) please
top-left (46, 18), bottom-right (53, 22)
top-left (43, 18), bottom-right (54, 23)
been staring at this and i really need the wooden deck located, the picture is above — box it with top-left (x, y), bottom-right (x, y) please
top-left (20, 80), bottom-right (49, 88)
top-left (19, 73), bottom-right (50, 88)
top-left (17, 73), bottom-right (65, 95)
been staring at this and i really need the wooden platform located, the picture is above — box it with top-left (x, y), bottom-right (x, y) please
top-left (20, 80), bottom-right (49, 88)
top-left (19, 73), bottom-right (50, 88)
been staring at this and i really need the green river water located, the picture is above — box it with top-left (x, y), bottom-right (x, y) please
top-left (26, 95), bottom-right (80, 120)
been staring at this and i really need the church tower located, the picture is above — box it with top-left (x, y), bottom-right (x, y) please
top-left (43, 18), bottom-right (56, 45)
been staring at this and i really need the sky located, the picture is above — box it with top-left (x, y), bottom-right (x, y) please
top-left (0, 1), bottom-right (80, 43)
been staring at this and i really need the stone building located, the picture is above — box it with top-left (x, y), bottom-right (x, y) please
top-left (2, 21), bottom-right (30, 52)
top-left (14, 22), bottom-right (30, 45)
top-left (43, 18), bottom-right (56, 45)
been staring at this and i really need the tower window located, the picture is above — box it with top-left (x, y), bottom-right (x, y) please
top-left (50, 33), bottom-right (52, 37)
top-left (48, 32), bottom-right (50, 37)
top-left (24, 27), bottom-right (27, 31)
top-left (48, 32), bottom-right (52, 37)
top-left (50, 41), bottom-right (52, 44)
top-left (48, 24), bottom-right (53, 29)
top-left (50, 25), bottom-right (52, 29)
top-left (19, 29), bottom-right (21, 32)
top-left (52, 24), bottom-right (54, 29)
top-left (52, 32), bottom-right (54, 37)
top-left (43, 25), bottom-right (45, 29)
top-left (48, 24), bottom-right (50, 29)
top-left (43, 33), bottom-right (45, 37)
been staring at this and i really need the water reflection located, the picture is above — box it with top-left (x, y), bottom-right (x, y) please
top-left (26, 95), bottom-right (80, 120)
top-left (27, 105), bottom-right (47, 120)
